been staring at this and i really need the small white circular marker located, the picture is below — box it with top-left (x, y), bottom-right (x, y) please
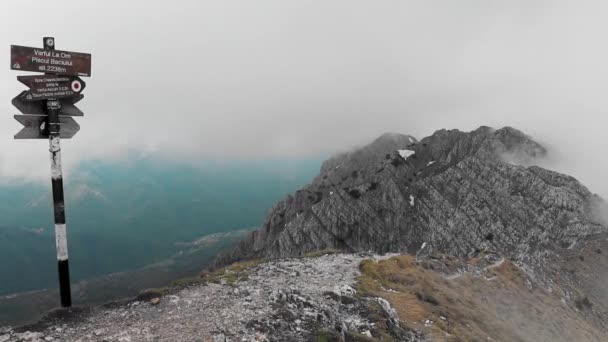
top-left (71, 80), bottom-right (82, 93)
top-left (46, 38), bottom-right (55, 47)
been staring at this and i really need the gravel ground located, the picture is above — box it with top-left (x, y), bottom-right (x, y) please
top-left (1, 253), bottom-right (407, 342)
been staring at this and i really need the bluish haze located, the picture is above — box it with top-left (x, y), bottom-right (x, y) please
top-left (0, 158), bottom-right (322, 295)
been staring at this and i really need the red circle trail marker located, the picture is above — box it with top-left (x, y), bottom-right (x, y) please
top-left (71, 80), bottom-right (82, 92)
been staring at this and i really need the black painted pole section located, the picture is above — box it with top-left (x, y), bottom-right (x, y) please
top-left (44, 37), bottom-right (72, 308)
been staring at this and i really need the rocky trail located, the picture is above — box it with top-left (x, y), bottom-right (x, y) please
top-left (0, 253), bottom-right (412, 342)
top-left (3, 249), bottom-right (606, 341)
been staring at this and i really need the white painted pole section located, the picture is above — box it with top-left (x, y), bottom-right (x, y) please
top-left (55, 224), bottom-right (68, 261)
top-left (49, 136), bottom-right (62, 179)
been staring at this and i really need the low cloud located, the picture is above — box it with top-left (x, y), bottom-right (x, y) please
top-left (0, 1), bottom-right (606, 196)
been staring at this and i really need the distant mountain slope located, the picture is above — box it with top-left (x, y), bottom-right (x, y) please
top-left (0, 229), bottom-right (251, 327)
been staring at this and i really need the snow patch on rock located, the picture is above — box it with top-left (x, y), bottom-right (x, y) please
top-left (398, 149), bottom-right (415, 159)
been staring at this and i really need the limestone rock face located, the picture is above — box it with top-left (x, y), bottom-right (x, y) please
top-left (217, 126), bottom-right (606, 268)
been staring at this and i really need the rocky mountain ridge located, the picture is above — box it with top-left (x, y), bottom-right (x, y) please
top-left (218, 126), bottom-right (606, 264)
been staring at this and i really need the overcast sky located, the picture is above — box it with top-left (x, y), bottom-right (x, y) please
top-left (1, 1), bottom-right (607, 195)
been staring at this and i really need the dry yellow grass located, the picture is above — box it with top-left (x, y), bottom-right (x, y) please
top-left (357, 254), bottom-right (606, 342)
top-left (199, 258), bottom-right (264, 285)
top-left (226, 259), bottom-right (264, 273)
top-left (359, 256), bottom-right (431, 323)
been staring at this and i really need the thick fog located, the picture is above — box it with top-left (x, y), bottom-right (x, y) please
top-left (0, 1), bottom-right (607, 196)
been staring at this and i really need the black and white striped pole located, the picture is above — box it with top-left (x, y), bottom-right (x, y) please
top-left (44, 37), bottom-right (72, 308)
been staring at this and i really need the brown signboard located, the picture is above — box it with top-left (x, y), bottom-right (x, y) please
top-left (11, 45), bottom-right (91, 77)
top-left (13, 114), bottom-right (80, 139)
top-left (18, 75), bottom-right (85, 101)
top-left (12, 91), bottom-right (84, 116)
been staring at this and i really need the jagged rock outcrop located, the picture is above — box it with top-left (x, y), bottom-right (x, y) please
top-left (217, 126), bottom-right (606, 264)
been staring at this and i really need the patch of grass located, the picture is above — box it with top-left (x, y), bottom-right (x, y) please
top-left (171, 276), bottom-right (204, 287)
top-left (345, 331), bottom-right (374, 341)
top-left (199, 259), bottom-right (264, 285)
top-left (415, 291), bottom-right (439, 305)
top-left (136, 287), bottom-right (168, 301)
top-left (373, 331), bottom-right (397, 342)
top-left (227, 259), bottom-right (264, 273)
top-left (489, 260), bottom-right (526, 284)
top-left (315, 330), bottom-right (341, 342)
top-left (358, 255), bottom-right (430, 324)
top-left (574, 296), bottom-right (593, 311)
top-left (356, 254), bottom-right (606, 342)
top-left (360, 255), bottom-right (499, 339)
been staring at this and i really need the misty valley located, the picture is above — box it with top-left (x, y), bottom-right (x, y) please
top-left (0, 157), bottom-right (321, 325)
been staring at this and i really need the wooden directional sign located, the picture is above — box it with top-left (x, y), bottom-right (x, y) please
top-left (11, 45), bottom-right (91, 77)
top-left (14, 115), bottom-right (80, 139)
top-left (17, 75), bottom-right (85, 101)
top-left (12, 91), bottom-right (84, 116)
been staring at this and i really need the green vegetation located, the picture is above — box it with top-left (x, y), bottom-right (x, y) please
top-left (315, 330), bottom-right (341, 342)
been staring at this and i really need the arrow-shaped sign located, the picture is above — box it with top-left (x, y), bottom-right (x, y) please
top-left (12, 91), bottom-right (84, 116)
top-left (17, 75), bottom-right (85, 101)
top-left (14, 115), bottom-right (80, 139)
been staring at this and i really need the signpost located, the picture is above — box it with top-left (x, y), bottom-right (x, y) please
top-left (10, 38), bottom-right (91, 308)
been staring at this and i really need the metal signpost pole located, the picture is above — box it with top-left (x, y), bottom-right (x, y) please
top-left (44, 37), bottom-right (71, 308)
